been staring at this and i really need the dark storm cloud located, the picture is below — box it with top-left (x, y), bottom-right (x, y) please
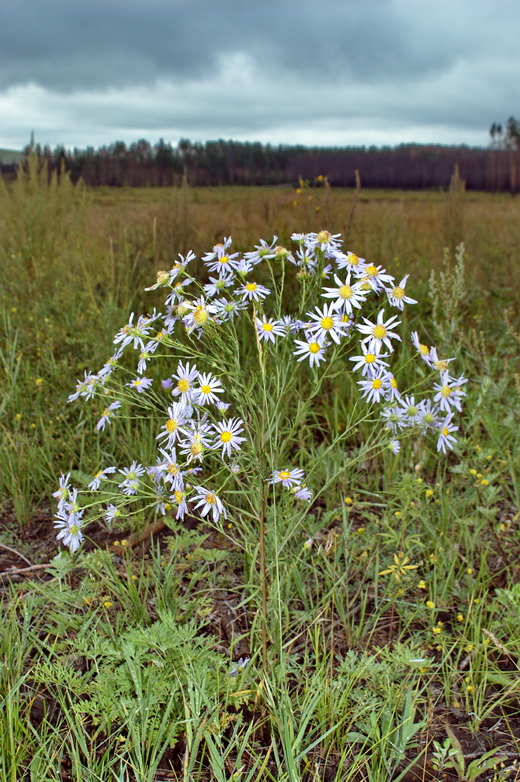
top-left (0, 0), bottom-right (484, 92)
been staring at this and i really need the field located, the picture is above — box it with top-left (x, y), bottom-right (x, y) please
top-left (0, 159), bottom-right (519, 781)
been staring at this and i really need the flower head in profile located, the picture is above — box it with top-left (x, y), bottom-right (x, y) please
top-left (270, 468), bottom-right (305, 488)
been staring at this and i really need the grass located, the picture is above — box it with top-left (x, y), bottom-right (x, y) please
top-left (0, 158), bottom-right (519, 781)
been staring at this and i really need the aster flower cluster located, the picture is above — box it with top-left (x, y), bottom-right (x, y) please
top-left (56, 230), bottom-right (466, 551)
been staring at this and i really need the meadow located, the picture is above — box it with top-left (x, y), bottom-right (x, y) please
top-left (0, 158), bottom-right (519, 781)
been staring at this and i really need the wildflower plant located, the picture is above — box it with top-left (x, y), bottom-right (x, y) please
top-left (55, 229), bottom-right (467, 658)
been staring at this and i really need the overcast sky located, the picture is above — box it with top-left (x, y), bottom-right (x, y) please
top-left (1, 0), bottom-right (518, 151)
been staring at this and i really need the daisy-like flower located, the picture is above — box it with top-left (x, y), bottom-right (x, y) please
top-left (380, 405), bottom-right (407, 433)
top-left (399, 395), bottom-right (422, 425)
top-left (411, 331), bottom-right (432, 364)
top-left (155, 447), bottom-right (185, 490)
top-left (428, 346), bottom-right (455, 373)
top-left (212, 418), bottom-right (246, 459)
top-left (191, 486), bottom-right (227, 523)
top-left (385, 275), bottom-right (417, 310)
top-left (356, 263), bottom-right (394, 292)
top-left (291, 484), bottom-right (312, 502)
top-left (182, 297), bottom-right (218, 333)
top-left (270, 468), bottom-right (305, 488)
top-left (255, 316), bottom-right (286, 343)
top-left (236, 281), bottom-right (271, 302)
top-left (105, 503), bottom-right (124, 525)
top-left (349, 343), bottom-right (390, 377)
top-left (53, 473), bottom-right (72, 508)
top-left (244, 236), bottom-right (279, 265)
top-left (136, 340), bottom-right (159, 374)
top-left (203, 274), bottom-right (235, 298)
top-left (88, 466), bottom-right (116, 491)
top-left (68, 371), bottom-right (103, 403)
top-left (55, 511), bottom-right (84, 553)
top-left (357, 310), bottom-right (401, 354)
top-left (305, 230), bottom-right (342, 254)
top-left (179, 425), bottom-right (213, 463)
top-left (156, 401), bottom-right (192, 448)
top-left (171, 361), bottom-right (199, 402)
top-left (202, 239), bottom-right (241, 275)
top-left (357, 371), bottom-right (392, 404)
top-left (389, 439), bottom-right (401, 455)
top-left (118, 460), bottom-right (146, 495)
top-left (195, 372), bottom-right (225, 406)
top-left (436, 415), bottom-right (459, 454)
top-left (213, 297), bottom-right (248, 321)
top-left (293, 335), bottom-right (328, 367)
top-left (172, 488), bottom-right (189, 520)
top-left (334, 250), bottom-right (367, 274)
top-left (417, 399), bottom-right (440, 432)
top-left (433, 371), bottom-right (467, 413)
top-left (321, 273), bottom-right (367, 314)
top-left (306, 303), bottom-right (347, 345)
top-left (96, 400), bottom-right (122, 431)
top-left (98, 347), bottom-right (124, 378)
top-left (126, 376), bottom-right (153, 393)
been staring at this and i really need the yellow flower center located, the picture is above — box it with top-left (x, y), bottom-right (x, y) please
top-left (373, 324), bottom-right (387, 339)
top-left (365, 353), bottom-right (376, 363)
top-left (390, 377), bottom-right (398, 388)
top-left (157, 270), bottom-right (169, 283)
top-left (435, 360), bottom-right (449, 371)
top-left (220, 431), bottom-right (232, 443)
top-left (166, 419), bottom-right (178, 432)
top-left (205, 493), bottom-right (217, 504)
top-left (372, 378), bottom-right (383, 389)
top-left (419, 344), bottom-right (429, 355)
top-left (348, 254), bottom-right (359, 266)
top-left (317, 230), bottom-right (331, 243)
top-left (392, 286), bottom-right (405, 299)
top-left (94, 470), bottom-right (103, 479)
top-left (309, 342), bottom-right (321, 354)
top-left (201, 384), bottom-right (211, 394)
top-left (190, 442), bottom-right (204, 456)
top-left (339, 285), bottom-right (352, 299)
top-left (320, 317), bottom-right (334, 330)
top-left (168, 464), bottom-right (179, 475)
top-left (441, 385), bottom-right (451, 397)
top-left (441, 427), bottom-right (449, 437)
top-left (174, 490), bottom-right (184, 503)
top-left (262, 323), bottom-right (273, 332)
top-left (177, 378), bottom-right (190, 393)
top-left (219, 255), bottom-right (229, 264)
top-left (278, 471), bottom-right (292, 480)
top-left (366, 264), bottom-right (378, 277)
top-left (245, 282), bottom-right (257, 292)
top-left (193, 308), bottom-right (209, 326)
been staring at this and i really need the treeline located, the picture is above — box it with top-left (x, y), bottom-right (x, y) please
top-left (2, 137), bottom-right (520, 191)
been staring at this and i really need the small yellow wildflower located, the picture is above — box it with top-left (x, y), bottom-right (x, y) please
top-left (469, 468), bottom-right (477, 475)
top-left (457, 613), bottom-right (464, 622)
top-left (433, 626), bottom-right (442, 635)
top-left (480, 479), bottom-right (489, 486)
top-left (464, 643), bottom-right (474, 652)
top-left (418, 580), bottom-right (427, 590)
top-left (379, 553), bottom-right (418, 581)
top-left (425, 489), bottom-right (434, 498)
top-left (103, 601), bottom-right (113, 609)
top-left (344, 496), bottom-right (353, 505)
top-left (426, 600), bottom-right (435, 609)
top-left (467, 568), bottom-right (473, 575)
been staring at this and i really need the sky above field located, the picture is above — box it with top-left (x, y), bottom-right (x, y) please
top-left (1, 0), bottom-right (518, 151)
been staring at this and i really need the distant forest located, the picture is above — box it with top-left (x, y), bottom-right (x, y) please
top-left (2, 119), bottom-right (520, 191)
